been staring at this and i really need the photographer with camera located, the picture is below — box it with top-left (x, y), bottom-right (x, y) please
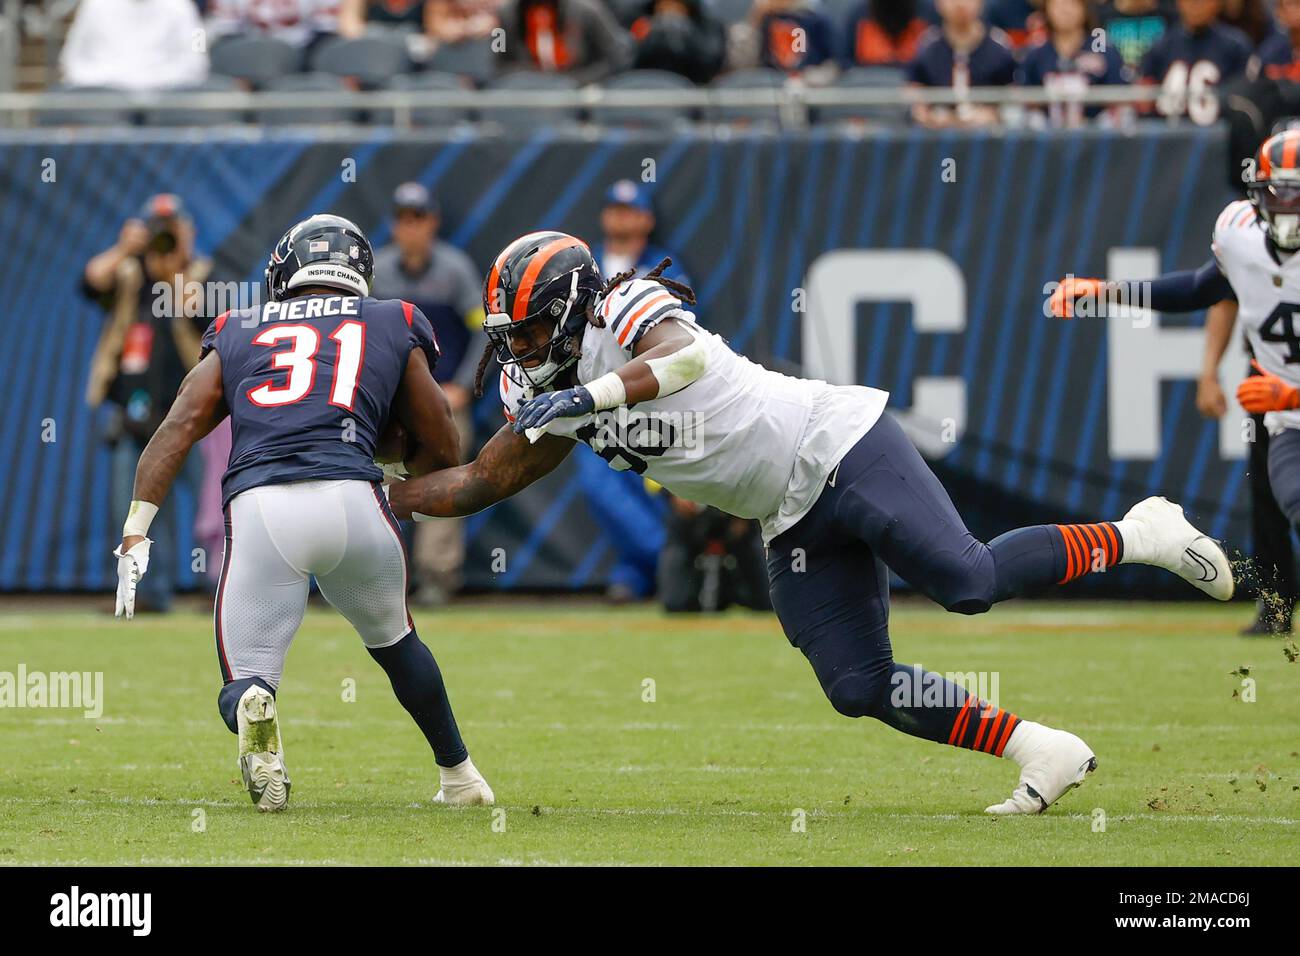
top-left (84, 194), bottom-right (213, 612)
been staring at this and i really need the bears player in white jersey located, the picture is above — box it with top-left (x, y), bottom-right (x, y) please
top-left (113, 214), bottom-right (493, 811)
top-left (388, 231), bottom-right (1234, 814)
top-left (1052, 129), bottom-right (1300, 630)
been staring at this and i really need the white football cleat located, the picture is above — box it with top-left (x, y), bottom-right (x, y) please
top-left (236, 685), bottom-right (291, 812)
top-left (433, 757), bottom-right (494, 806)
top-left (985, 721), bottom-right (1096, 815)
top-left (1119, 496), bottom-right (1234, 601)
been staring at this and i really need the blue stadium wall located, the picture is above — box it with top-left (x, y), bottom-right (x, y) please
top-left (0, 126), bottom-right (1245, 595)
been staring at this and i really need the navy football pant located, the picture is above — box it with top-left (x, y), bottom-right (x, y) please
top-left (767, 414), bottom-right (1121, 752)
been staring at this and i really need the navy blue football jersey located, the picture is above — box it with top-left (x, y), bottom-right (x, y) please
top-left (1144, 22), bottom-right (1253, 85)
top-left (906, 28), bottom-right (1016, 87)
top-left (201, 294), bottom-right (439, 505)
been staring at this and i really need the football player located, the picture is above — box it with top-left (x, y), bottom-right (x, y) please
top-left (1051, 128), bottom-right (1300, 634)
top-left (113, 214), bottom-right (493, 811)
top-left (387, 231), bottom-right (1234, 815)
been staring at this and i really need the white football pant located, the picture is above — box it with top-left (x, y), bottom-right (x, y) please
top-left (214, 479), bottom-right (411, 687)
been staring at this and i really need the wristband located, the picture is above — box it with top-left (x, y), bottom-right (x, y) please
top-left (123, 500), bottom-right (159, 538)
top-left (585, 372), bottom-right (627, 411)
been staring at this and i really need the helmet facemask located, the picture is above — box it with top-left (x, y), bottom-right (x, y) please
top-left (1250, 176), bottom-right (1300, 251)
top-left (485, 268), bottom-right (590, 391)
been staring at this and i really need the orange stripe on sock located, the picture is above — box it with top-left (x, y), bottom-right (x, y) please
top-left (993, 715), bottom-right (1020, 756)
top-left (1078, 524), bottom-right (1103, 571)
top-left (973, 707), bottom-right (998, 751)
top-left (982, 710), bottom-right (1007, 753)
top-left (1100, 522), bottom-right (1119, 564)
top-left (948, 697), bottom-right (976, 746)
top-left (1056, 525), bottom-right (1080, 583)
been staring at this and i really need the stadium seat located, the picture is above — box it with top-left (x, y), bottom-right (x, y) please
top-left (35, 85), bottom-right (135, 126)
top-left (142, 75), bottom-right (246, 126)
top-left (210, 35), bottom-right (303, 89)
top-left (708, 68), bottom-right (785, 125)
top-left (706, 0), bottom-right (754, 25)
top-left (590, 70), bottom-right (696, 128)
top-left (378, 72), bottom-right (473, 127)
top-left (257, 73), bottom-right (357, 125)
top-left (814, 66), bottom-right (908, 126)
top-left (821, 0), bottom-right (863, 27)
top-left (485, 71), bottom-right (581, 130)
top-left (311, 34), bottom-right (412, 89)
top-left (427, 37), bottom-right (497, 87)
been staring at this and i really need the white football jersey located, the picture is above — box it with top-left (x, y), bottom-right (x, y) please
top-left (1212, 199), bottom-right (1300, 430)
top-left (500, 279), bottom-right (889, 543)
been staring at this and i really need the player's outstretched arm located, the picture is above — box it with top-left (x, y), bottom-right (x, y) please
top-left (114, 351), bottom-right (227, 618)
top-left (1049, 259), bottom-right (1233, 317)
top-left (1197, 300), bottom-right (1238, 419)
top-left (388, 424), bottom-right (574, 520)
top-left (393, 348), bottom-right (460, 476)
top-left (512, 318), bottom-right (706, 433)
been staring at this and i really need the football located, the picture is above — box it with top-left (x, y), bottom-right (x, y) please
top-left (373, 417), bottom-right (414, 466)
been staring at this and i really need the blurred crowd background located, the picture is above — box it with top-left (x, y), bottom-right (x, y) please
top-left (6, 0), bottom-right (1300, 129)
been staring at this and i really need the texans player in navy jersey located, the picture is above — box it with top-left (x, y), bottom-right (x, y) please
top-left (112, 214), bottom-right (494, 811)
top-left (1139, 0), bottom-right (1252, 123)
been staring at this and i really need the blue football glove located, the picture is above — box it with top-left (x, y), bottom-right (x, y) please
top-left (512, 386), bottom-right (596, 434)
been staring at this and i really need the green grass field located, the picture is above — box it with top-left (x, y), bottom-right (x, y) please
top-left (1, 600), bottom-right (1296, 866)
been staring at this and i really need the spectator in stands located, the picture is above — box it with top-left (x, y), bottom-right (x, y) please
top-left (1017, 0), bottom-right (1127, 126)
top-left (906, 0), bottom-right (1016, 127)
top-left (339, 0), bottom-right (425, 36)
top-left (370, 183), bottom-right (484, 605)
top-left (207, 0), bottom-right (339, 50)
top-left (731, 0), bottom-right (838, 81)
top-left (629, 0), bottom-right (727, 84)
top-left (1220, 0), bottom-right (1274, 48)
top-left (60, 0), bottom-right (208, 90)
top-left (573, 178), bottom-right (693, 603)
top-left (1096, 0), bottom-right (1174, 73)
top-left (1255, 0), bottom-right (1300, 79)
top-left (497, 0), bottom-right (633, 84)
top-left (84, 195), bottom-right (212, 612)
top-left (842, 0), bottom-right (931, 67)
top-left (1139, 0), bottom-right (1252, 123)
top-left (988, 0), bottom-right (1047, 51)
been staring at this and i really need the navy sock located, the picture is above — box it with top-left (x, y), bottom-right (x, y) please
top-left (217, 676), bottom-right (276, 734)
top-left (989, 523), bottom-right (1123, 602)
top-left (369, 630), bottom-right (468, 768)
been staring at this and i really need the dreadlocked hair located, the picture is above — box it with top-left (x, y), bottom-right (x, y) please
top-left (603, 257), bottom-right (697, 305)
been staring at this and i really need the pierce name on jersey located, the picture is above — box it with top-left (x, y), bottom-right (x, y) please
top-left (202, 294), bottom-right (439, 505)
top-left (500, 278), bottom-right (890, 543)
top-left (1212, 199), bottom-right (1300, 430)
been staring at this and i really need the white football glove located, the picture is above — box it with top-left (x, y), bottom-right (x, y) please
top-left (112, 539), bottom-right (152, 619)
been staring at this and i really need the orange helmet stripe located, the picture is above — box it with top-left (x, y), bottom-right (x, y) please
top-left (512, 235), bottom-right (586, 322)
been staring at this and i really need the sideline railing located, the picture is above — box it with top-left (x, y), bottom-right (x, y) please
top-left (0, 82), bottom-right (1178, 130)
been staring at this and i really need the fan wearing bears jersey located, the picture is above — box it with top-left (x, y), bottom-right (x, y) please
top-left (387, 231), bottom-right (1234, 815)
top-left (112, 214), bottom-right (493, 811)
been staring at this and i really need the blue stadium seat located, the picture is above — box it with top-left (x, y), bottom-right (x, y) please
top-left (485, 71), bottom-right (581, 130)
top-left (706, 0), bottom-right (754, 26)
top-left (379, 72), bottom-right (473, 127)
top-left (708, 68), bottom-right (785, 125)
top-left (590, 69), bottom-right (696, 128)
top-left (427, 37), bottom-right (498, 86)
top-left (257, 73), bottom-right (356, 125)
top-left (210, 35), bottom-right (303, 89)
top-left (814, 66), bottom-right (907, 126)
top-left (142, 75), bottom-right (246, 126)
top-left (311, 34), bottom-right (412, 89)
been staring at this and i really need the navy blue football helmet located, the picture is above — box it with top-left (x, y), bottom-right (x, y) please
top-left (264, 214), bottom-right (374, 302)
